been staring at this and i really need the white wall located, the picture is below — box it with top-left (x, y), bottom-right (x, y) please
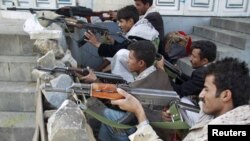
top-left (77, 0), bottom-right (134, 11)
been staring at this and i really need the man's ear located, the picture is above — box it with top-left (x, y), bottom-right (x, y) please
top-left (145, 3), bottom-right (150, 9)
top-left (221, 90), bottom-right (232, 102)
top-left (201, 58), bottom-right (209, 65)
top-left (138, 60), bottom-right (145, 67)
top-left (128, 18), bottom-right (135, 25)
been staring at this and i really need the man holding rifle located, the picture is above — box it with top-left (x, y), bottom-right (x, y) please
top-left (156, 40), bottom-right (217, 127)
top-left (112, 57), bottom-right (250, 141)
top-left (79, 40), bottom-right (173, 141)
top-left (84, 5), bottom-right (159, 82)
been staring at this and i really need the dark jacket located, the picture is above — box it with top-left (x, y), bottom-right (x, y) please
top-left (145, 12), bottom-right (165, 58)
top-left (172, 66), bottom-right (207, 98)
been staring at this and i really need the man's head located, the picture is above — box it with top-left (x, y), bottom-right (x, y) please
top-left (117, 5), bottom-right (139, 33)
top-left (127, 40), bottom-right (156, 74)
top-left (190, 40), bottom-right (217, 69)
top-left (199, 58), bottom-right (250, 117)
top-left (134, 0), bottom-right (153, 15)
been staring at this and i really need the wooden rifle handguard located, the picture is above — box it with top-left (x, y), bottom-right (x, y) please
top-left (91, 83), bottom-right (124, 100)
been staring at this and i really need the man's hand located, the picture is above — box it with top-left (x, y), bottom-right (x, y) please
top-left (76, 68), bottom-right (97, 83)
top-left (155, 55), bottom-right (165, 71)
top-left (108, 11), bottom-right (117, 21)
top-left (161, 108), bottom-right (172, 122)
top-left (84, 31), bottom-right (101, 48)
top-left (111, 88), bottom-right (147, 123)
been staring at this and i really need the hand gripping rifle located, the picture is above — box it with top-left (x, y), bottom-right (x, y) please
top-left (35, 66), bottom-right (127, 84)
top-left (44, 82), bottom-right (200, 127)
top-left (156, 53), bottom-right (189, 83)
top-left (38, 16), bottom-right (116, 47)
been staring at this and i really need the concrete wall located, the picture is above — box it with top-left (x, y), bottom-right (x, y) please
top-left (163, 16), bottom-right (210, 34)
top-left (69, 16), bottom-right (211, 68)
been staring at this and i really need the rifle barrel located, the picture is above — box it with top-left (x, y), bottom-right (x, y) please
top-left (7, 7), bottom-right (56, 11)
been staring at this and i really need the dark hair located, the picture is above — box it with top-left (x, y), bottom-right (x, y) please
top-left (205, 57), bottom-right (250, 107)
top-left (117, 5), bottom-right (139, 23)
top-left (128, 40), bottom-right (156, 68)
top-left (191, 40), bottom-right (217, 62)
top-left (134, 0), bottom-right (153, 6)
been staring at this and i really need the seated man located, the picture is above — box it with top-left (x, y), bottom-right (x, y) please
top-left (111, 57), bottom-right (250, 141)
top-left (157, 40), bottom-right (217, 126)
top-left (84, 5), bottom-right (159, 82)
top-left (79, 40), bottom-right (173, 141)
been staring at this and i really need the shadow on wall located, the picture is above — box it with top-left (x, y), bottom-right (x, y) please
top-left (67, 21), bottom-right (124, 69)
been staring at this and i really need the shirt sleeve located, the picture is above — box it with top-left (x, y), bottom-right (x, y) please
top-left (129, 124), bottom-right (163, 141)
top-left (98, 40), bottom-right (130, 57)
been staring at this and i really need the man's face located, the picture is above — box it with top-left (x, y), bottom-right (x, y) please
top-left (199, 75), bottom-right (223, 117)
top-left (190, 48), bottom-right (206, 69)
top-left (118, 19), bottom-right (134, 33)
top-left (128, 50), bottom-right (141, 73)
top-left (134, 1), bottom-right (149, 15)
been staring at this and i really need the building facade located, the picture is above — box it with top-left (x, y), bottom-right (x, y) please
top-left (1, 0), bottom-right (249, 16)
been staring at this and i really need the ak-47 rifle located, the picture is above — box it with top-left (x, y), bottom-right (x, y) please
top-left (38, 16), bottom-right (118, 47)
top-left (35, 66), bottom-right (127, 84)
top-left (7, 6), bottom-right (114, 23)
top-left (63, 17), bottom-right (111, 47)
top-left (43, 82), bottom-right (199, 113)
top-left (55, 6), bottom-right (116, 23)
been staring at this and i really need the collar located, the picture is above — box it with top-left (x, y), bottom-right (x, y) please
top-left (135, 65), bottom-right (156, 81)
top-left (140, 6), bottom-right (159, 19)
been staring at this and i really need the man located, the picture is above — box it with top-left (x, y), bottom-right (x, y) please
top-left (84, 5), bottom-right (140, 57)
top-left (109, 0), bottom-right (165, 56)
top-left (111, 57), bottom-right (250, 141)
top-left (108, 0), bottom-right (165, 82)
top-left (134, 0), bottom-right (165, 56)
top-left (158, 40), bottom-right (217, 126)
top-left (85, 5), bottom-right (159, 82)
top-left (80, 41), bottom-right (173, 141)
top-left (171, 40), bottom-right (217, 98)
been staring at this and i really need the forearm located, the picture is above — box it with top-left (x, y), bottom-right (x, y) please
top-left (135, 105), bottom-right (147, 123)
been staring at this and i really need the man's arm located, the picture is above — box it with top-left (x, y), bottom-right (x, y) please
top-left (173, 68), bottom-right (204, 97)
top-left (111, 88), bottom-right (162, 141)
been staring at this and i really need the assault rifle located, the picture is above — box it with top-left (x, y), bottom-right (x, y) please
top-left (43, 82), bottom-right (199, 113)
top-left (55, 6), bottom-right (116, 22)
top-left (7, 6), bottom-right (114, 23)
top-left (35, 66), bottom-right (127, 84)
top-left (38, 16), bottom-right (117, 47)
top-left (63, 17), bottom-right (110, 47)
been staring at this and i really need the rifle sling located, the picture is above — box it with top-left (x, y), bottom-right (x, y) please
top-left (80, 104), bottom-right (190, 130)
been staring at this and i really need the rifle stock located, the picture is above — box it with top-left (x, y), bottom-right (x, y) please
top-left (35, 66), bottom-right (127, 84)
